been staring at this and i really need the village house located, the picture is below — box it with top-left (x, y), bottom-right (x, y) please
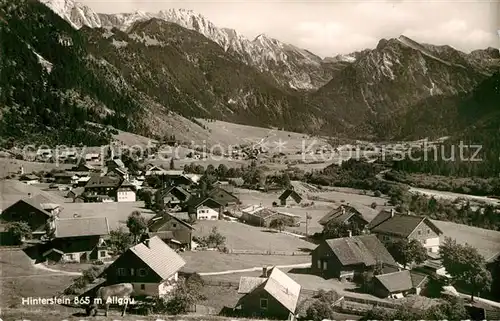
top-left (84, 153), bottom-right (100, 162)
top-left (310, 234), bottom-right (399, 280)
top-left (155, 186), bottom-right (192, 208)
top-left (105, 158), bottom-right (126, 171)
top-left (83, 174), bottom-right (122, 202)
top-left (19, 174), bottom-right (40, 185)
top-left (236, 267), bottom-right (301, 320)
top-left (318, 205), bottom-right (369, 229)
top-left (43, 217), bottom-right (110, 264)
top-left (102, 236), bottom-right (186, 296)
top-left (53, 172), bottom-right (75, 185)
top-left (184, 197), bottom-right (223, 220)
top-left (116, 180), bottom-right (137, 202)
top-left (207, 187), bottom-right (240, 208)
top-left (0, 194), bottom-right (61, 238)
top-left (144, 165), bottom-right (169, 176)
top-left (367, 209), bottom-right (443, 254)
top-left (148, 212), bottom-right (194, 250)
top-left (241, 205), bottom-right (300, 227)
top-left (278, 188), bottom-right (302, 206)
top-left (372, 270), bottom-right (428, 299)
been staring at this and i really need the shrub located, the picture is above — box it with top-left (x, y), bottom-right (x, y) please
top-left (370, 202), bottom-right (377, 209)
top-left (374, 190), bottom-right (382, 197)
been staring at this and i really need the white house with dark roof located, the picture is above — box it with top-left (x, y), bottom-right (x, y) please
top-left (368, 209), bottom-right (443, 253)
top-left (102, 236), bottom-right (186, 296)
top-left (44, 217), bottom-right (110, 263)
top-left (236, 267), bottom-right (301, 320)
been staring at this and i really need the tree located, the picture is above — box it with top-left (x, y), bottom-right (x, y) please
top-left (440, 237), bottom-right (492, 300)
top-left (206, 227), bottom-right (226, 249)
top-left (165, 278), bottom-right (199, 314)
top-left (322, 220), bottom-right (362, 239)
top-left (281, 173), bottom-right (291, 188)
top-left (109, 228), bottom-right (134, 255)
top-left (169, 158), bottom-right (175, 170)
top-left (126, 211), bottom-right (148, 243)
top-left (269, 217), bottom-right (287, 232)
top-left (7, 221), bottom-right (32, 245)
top-left (140, 190), bottom-right (153, 209)
top-left (305, 290), bottom-right (339, 321)
top-left (216, 164), bottom-right (228, 178)
top-left (385, 239), bottom-right (427, 268)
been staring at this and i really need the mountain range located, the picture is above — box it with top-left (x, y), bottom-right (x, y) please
top-left (0, 0), bottom-right (499, 146)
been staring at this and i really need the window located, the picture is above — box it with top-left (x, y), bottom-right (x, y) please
top-left (260, 298), bottom-right (268, 310)
top-left (117, 268), bottom-right (126, 276)
top-left (130, 268), bottom-right (135, 276)
top-left (417, 230), bottom-right (422, 235)
top-left (99, 250), bottom-right (106, 258)
top-left (317, 260), bottom-right (321, 269)
top-left (140, 284), bottom-right (145, 290)
top-left (138, 268), bottom-right (147, 277)
top-left (323, 261), bottom-right (327, 271)
top-left (427, 229), bottom-right (431, 234)
top-left (172, 223), bottom-right (177, 228)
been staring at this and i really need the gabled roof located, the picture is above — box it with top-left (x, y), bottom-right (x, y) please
top-left (67, 187), bottom-right (85, 198)
top-left (148, 212), bottom-right (194, 231)
top-left (208, 187), bottom-right (239, 201)
top-left (129, 236), bottom-right (186, 280)
top-left (318, 205), bottom-right (369, 226)
top-left (279, 188), bottom-right (302, 201)
top-left (238, 277), bottom-right (267, 294)
top-left (4, 196), bottom-right (54, 217)
top-left (323, 234), bottom-right (397, 267)
top-left (189, 197), bottom-right (223, 209)
top-left (375, 270), bottom-right (428, 293)
top-left (263, 268), bottom-right (301, 313)
top-left (107, 158), bottom-right (125, 168)
top-left (55, 217), bottom-right (110, 238)
top-left (369, 211), bottom-right (443, 238)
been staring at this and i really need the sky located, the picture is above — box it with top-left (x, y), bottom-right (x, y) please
top-left (79, 0), bottom-right (499, 57)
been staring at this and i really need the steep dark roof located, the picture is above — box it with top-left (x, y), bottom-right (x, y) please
top-left (148, 212), bottom-right (194, 231)
top-left (4, 197), bottom-right (53, 217)
top-left (208, 187), bottom-right (239, 201)
top-left (279, 189), bottom-right (302, 201)
top-left (369, 211), bottom-right (443, 238)
top-left (187, 197), bottom-right (223, 209)
top-left (318, 205), bottom-right (369, 226)
top-left (55, 217), bottom-right (110, 238)
top-left (324, 234), bottom-right (397, 267)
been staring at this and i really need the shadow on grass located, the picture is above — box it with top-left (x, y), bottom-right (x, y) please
top-left (298, 247), bottom-right (313, 253)
top-left (345, 287), bottom-right (368, 294)
top-left (261, 229), bottom-right (278, 234)
top-left (289, 267), bottom-right (311, 275)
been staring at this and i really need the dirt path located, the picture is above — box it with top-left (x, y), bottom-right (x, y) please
top-left (32, 263), bottom-right (83, 276)
top-left (198, 262), bottom-right (311, 276)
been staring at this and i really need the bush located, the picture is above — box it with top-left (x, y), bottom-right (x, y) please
top-left (370, 202), bottom-right (377, 209)
top-left (306, 300), bottom-right (336, 321)
top-left (7, 221), bottom-right (32, 245)
top-left (374, 190), bottom-right (382, 197)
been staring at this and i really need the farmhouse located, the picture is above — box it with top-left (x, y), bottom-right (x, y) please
top-left (44, 217), bottom-right (110, 263)
top-left (241, 205), bottom-right (300, 227)
top-left (84, 174), bottom-right (122, 201)
top-left (278, 188), bottom-right (302, 206)
top-left (184, 197), bottom-right (223, 219)
top-left (19, 174), bottom-right (40, 185)
top-left (310, 234), bottom-right (398, 280)
top-left (102, 236), bottom-right (186, 296)
top-left (318, 205), bottom-right (369, 229)
top-left (148, 212), bottom-right (194, 250)
top-left (1, 195), bottom-right (61, 238)
top-left (84, 153), bottom-right (100, 162)
top-left (367, 209), bottom-right (443, 253)
top-left (53, 172), bottom-right (75, 185)
top-left (207, 187), bottom-right (239, 207)
top-left (372, 270), bottom-right (428, 299)
top-left (144, 165), bottom-right (169, 176)
top-left (155, 186), bottom-right (192, 208)
top-left (236, 267), bottom-right (301, 320)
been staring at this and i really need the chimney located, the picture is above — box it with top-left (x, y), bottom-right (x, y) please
top-left (342, 206), bottom-right (346, 215)
top-left (390, 208), bottom-right (395, 217)
top-left (262, 266), bottom-right (268, 278)
top-left (348, 230), bottom-right (352, 238)
top-left (144, 238), bottom-right (150, 248)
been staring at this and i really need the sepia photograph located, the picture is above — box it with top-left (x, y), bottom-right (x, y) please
top-left (0, 0), bottom-right (499, 320)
